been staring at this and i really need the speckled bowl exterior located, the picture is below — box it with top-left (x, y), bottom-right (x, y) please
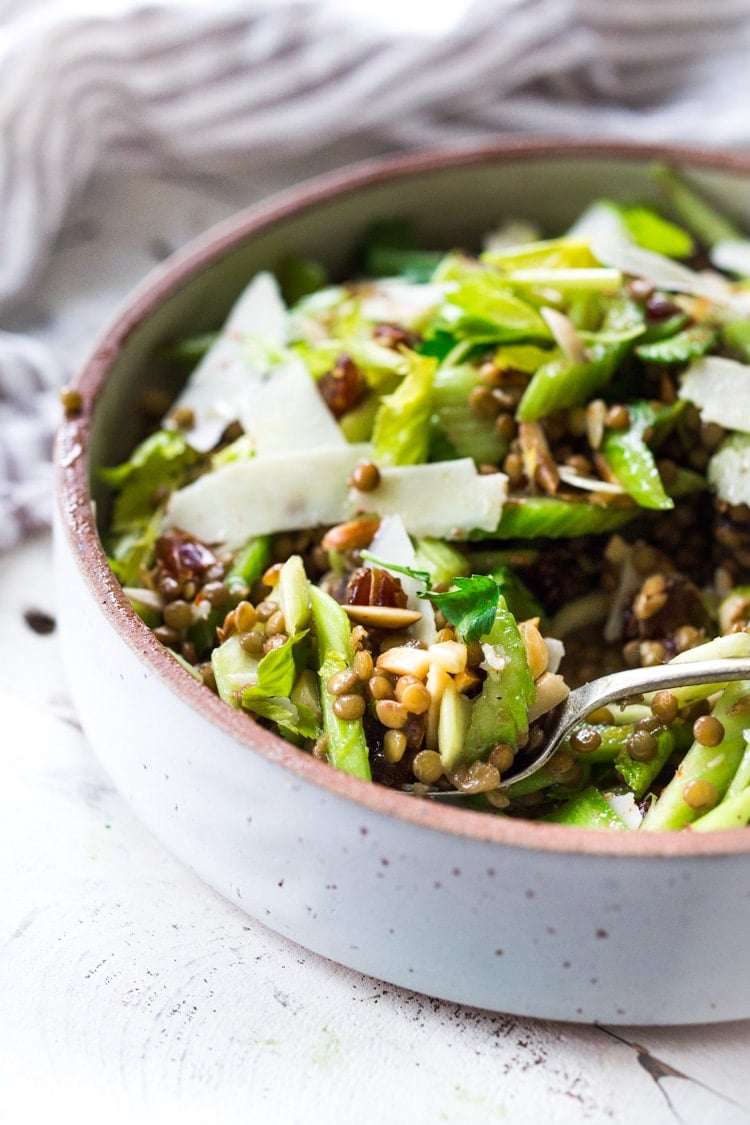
top-left (54, 140), bottom-right (750, 1025)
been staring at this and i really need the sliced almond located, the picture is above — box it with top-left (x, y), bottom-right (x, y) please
top-left (518, 619), bottom-right (549, 681)
top-left (527, 671), bottom-right (570, 723)
top-left (344, 605), bottom-right (423, 631)
top-left (453, 668), bottom-right (482, 694)
top-left (425, 662), bottom-right (451, 749)
top-left (321, 517), bottom-right (381, 552)
top-left (375, 644), bottom-right (432, 679)
top-left (427, 640), bottom-right (467, 675)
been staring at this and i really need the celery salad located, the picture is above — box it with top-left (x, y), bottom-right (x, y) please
top-left (103, 165), bottom-right (750, 832)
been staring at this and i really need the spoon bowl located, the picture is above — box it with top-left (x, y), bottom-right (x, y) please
top-left (506, 657), bottom-right (750, 788)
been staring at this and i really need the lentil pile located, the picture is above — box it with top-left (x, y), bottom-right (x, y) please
top-left (102, 166), bottom-right (750, 831)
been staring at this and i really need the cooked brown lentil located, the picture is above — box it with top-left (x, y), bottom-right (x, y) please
top-left (352, 649), bottom-right (374, 681)
top-left (368, 674), bottom-right (395, 701)
top-left (375, 699), bottom-right (409, 729)
top-left (349, 460), bottom-right (381, 492)
top-left (683, 778), bottom-right (719, 812)
top-left (327, 668), bottom-right (360, 696)
top-left (569, 727), bottom-right (602, 754)
top-left (412, 750), bottom-right (444, 785)
top-left (626, 729), bottom-right (659, 762)
top-left (383, 729), bottom-right (408, 763)
top-left (692, 714), bottom-right (725, 747)
top-left (651, 691), bottom-right (679, 724)
top-left (330, 692), bottom-right (365, 721)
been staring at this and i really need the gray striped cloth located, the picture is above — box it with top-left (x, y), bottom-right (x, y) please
top-left (2, 0), bottom-right (750, 550)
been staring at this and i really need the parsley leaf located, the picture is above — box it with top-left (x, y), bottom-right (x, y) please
top-left (420, 575), bottom-right (500, 643)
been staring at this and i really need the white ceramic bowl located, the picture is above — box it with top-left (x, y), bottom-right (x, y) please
top-left (54, 140), bottom-right (750, 1025)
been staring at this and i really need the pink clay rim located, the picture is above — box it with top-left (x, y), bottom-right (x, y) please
top-left (55, 137), bottom-right (750, 858)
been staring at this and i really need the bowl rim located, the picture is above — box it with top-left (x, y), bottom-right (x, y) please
top-left (55, 136), bottom-right (750, 859)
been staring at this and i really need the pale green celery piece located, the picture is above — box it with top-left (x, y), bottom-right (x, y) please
top-left (505, 761), bottom-right (591, 800)
top-left (211, 433), bottom-right (256, 467)
top-left (493, 343), bottom-right (551, 373)
top-left (516, 340), bottom-right (623, 421)
top-left (600, 400), bottom-right (676, 511)
top-left (565, 723), bottom-right (633, 764)
top-left (107, 507), bottom-right (163, 587)
top-left (372, 351), bottom-right (436, 466)
top-left (438, 272), bottom-right (552, 343)
top-left (689, 787), bottom-right (750, 831)
top-left (291, 284), bottom-right (346, 316)
top-left (101, 429), bottom-right (199, 536)
top-left (548, 590), bottom-right (610, 640)
top-left (481, 237), bottom-right (600, 271)
top-left (293, 338), bottom-right (405, 388)
top-left (499, 267), bottom-right (622, 292)
top-left (438, 680), bottom-right (472, 772)
top-left (463, 596), bottom-right (534, 759)
top-left (615, 728), bottom-right (679, 800)
top-left (225, 535), bottom-right (271, 590)
top-left (726, 736), bottom-right (750, 800)
top-left (721, 320), bottom-right (750, 362)
top-left (655, 633), bottom-right (750, 707)
top-left (431, 362), bottom-right (508, 464)
top-left (290, 668), bottom-right (322, 721)
top-left (542, 787), bottom-right (628, 830)
top-left (619, 205), bottom-right (694, 258)
top-left (413, 537), bottom-right (470, 586)
top-left (651, 163), bottom-right (743, 247)
top-left (491, 495), bottom-right (636, 540)
top-left (170, 650), bottom-right (203, 682)
top-left (278, 554), bottom-right (311, 635)
top-left (635, 324), bottom-right (716, 365)
top-left (338, 393), bottom-right (381, 443)
top-left (566, 290), bottom-right (603, 332)
top-left (641, 679), bottom-right (750, 831)
top-left (309, 585), bottom-right (371, 780)
top-left (212, 633), bottom-right (261, 706)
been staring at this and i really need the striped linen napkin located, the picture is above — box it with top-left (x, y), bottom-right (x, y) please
top-left (2, 0), bottom-right (750, 549)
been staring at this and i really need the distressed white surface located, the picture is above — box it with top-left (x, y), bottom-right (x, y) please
top-left (2, 161), bottom-right (750, 1124)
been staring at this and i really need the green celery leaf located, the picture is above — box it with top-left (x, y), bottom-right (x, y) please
top-left (244, 697), bottom-right (321, 742)
top-left (420, 575), bottom-right (500, 643)
top-left (359, 551), bottom-right (431, 588)
top-left (101, 429), bottom-right (200, 533)
top-left (107, 507), bottom-right (163, 587)
top-left (242, 631), bottom-right (308, 703)
top-left (439, 273), bottom-right (552, 344)
top-left (372, 350), bottom-right (436, 465)
top-left (431, 362), bottom-right (508, 464)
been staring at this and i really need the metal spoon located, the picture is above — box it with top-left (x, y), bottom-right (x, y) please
top-left (503, 656), bottom-right (750, 789)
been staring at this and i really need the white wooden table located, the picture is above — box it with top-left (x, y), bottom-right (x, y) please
top-left (1, 156), bottom-right (749, 1124)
